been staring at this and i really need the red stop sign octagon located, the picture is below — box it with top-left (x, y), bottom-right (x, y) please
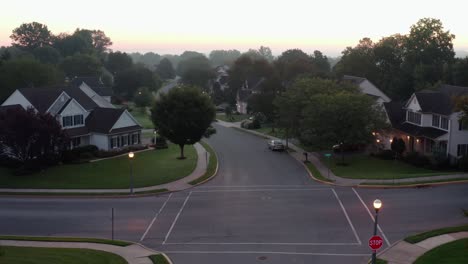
top-left (369, 235), bottom-right (383, 250)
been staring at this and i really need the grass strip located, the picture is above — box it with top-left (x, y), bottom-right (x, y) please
top-left (414, 238), bottom-right (468, 264)
top-left (404, 224), bottom-right (468, 244)
top-left (0, 246), bottom-right (128, 264)
top-left (149, 254), bottom-right (171, 264)
top-left (0, 236), bottom-right (131, 246)
top-left (305, 162), bottom-right (334, 183)
top-left (189, 141), bottom-right (218, 185)
top-left (359, 178), bottom-right (468, 186)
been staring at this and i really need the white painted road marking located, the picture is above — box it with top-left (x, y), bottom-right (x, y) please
top-left (140, 193), bottom-right (172, 242)
top-left (332, 189), bottom-right (362, 245)
top-left (163, 250), bottom-right (369, 256)
top-left (163, 191), bottom-right (192, 245)
top-left (352, 188), bottom-right (391, 247)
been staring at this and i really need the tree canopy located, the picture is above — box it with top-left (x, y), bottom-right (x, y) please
top-left (151, 85), bottom-right (216, 158)
top-left (10, 22), bottom-right (53, 50)
top-left (156, 58), bottom-right (176, 80)
top-left (177, 55), bottom-right (214, 90)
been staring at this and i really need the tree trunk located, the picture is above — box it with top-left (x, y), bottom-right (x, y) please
top-left (179, 144), bottom-right (185, 159)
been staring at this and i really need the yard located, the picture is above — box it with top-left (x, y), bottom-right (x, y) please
top-left (216, 113), bottom-right (250, 122)
top-left (326, 154), bottom-right (455, 180)
top-left (130, 107), bottom-right (153, 129)
top-left (0, 144), bottom-right (197, 189)
top-left (251, 123), bottom-right (286, 138)
top-left (0, 246), bottom-right (127, 264)
top-left (414, 238), bottom-right (468, 264)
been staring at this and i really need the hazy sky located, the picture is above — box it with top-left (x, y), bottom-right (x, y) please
top-left (1, 0), bottom-right (467, 56)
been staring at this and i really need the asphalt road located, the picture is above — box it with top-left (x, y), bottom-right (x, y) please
top-left (0, 124), bottom-right (467, 264)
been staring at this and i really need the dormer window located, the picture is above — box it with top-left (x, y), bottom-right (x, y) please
top-left (432, 114), bottom-right (449, 130)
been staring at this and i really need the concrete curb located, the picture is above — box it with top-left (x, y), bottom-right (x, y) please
top-left (189, 141), bottom-right (220, 187)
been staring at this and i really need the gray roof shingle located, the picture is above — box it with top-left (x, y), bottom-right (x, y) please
top-left (18, 87), bottom-right (63, 113)
top-left (71, 76), bottom-right (113, 97)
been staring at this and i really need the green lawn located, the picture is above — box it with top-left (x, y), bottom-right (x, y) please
top-left (405, 224), bottom-right (468, 244)
top-left (130, 107), bottom-right (153, 129)
top-left (414, 238), bottom-right (468, 264)
top-left (0, 144), bottom-right (197, 189)
top-left (0, 246), bottom-right (127, 264)
top-left (305, 162), bottom-right (334, 183)
top-left (149, 254), bottom-right (170, 264)
top-left (326, 154), bottom-right (455, 180)
top-left (0, 236), bottom-right (131, 246)
top-left (216, 113), bottom-right (250, 122)
top-left (252, 124), bottom-right (286, 138)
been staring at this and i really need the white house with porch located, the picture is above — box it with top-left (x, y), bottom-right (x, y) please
top-left (1, 79), bottom-right (142, 151)
top-left (380, 84), bottom-right (468, 162)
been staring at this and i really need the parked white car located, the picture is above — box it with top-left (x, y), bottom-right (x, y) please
top-left (268, 140), bottom-right (285, 151)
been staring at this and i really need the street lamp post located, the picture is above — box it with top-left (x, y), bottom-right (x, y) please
top-left (128, 152), bottom-right (135, 194)
top-left (372, 199), bottom-right (382, 264)
top-left (153, 130), bottom-right (157, 148)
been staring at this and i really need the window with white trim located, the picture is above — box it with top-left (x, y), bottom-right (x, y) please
top-left (460, 120), bottom-right (468, 131)
top-left (62, 116), bottom-right (73, 127)
top-left (122, 134), bottom-right (128, 146)
top-left (440, 117), bottom-right (449, 130)
top-left (432, 114), bottom-right (440, 127)
top-left (458, 144), bottom-right (468, 157)
top-left (73, 115), bottom-right (84, 126)
top-left (407, 111), bottom-right (421, 125)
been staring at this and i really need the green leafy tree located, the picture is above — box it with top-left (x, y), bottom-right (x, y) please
top-left (53, 33), bottom-right (94, 57)
top-left (10, 22), bottom-right (52, 50)
top-left (32, 46), bottom-right (62, 64)
top-left (452, 57), bottom-right (468, 86)
top-left (177, 55), bottom-right (214, 90)
top-left (209, 49), bottom-right (241, 66)
top-left (456, 96), bottom-right (468, 125)
top-left (333, 38), bottom-right (378, 81)
top-left (134, 87), bottom-right (153, 107)
top-left (156, 58), bottom-right (176, 79)
top-left (105, 51), bottom-right (133, 74)
top-left (60, 54), bottom-right (102, 77)
top-left (114, 65), bottom-right (161, 99)
top-left (73, 29), bottom-right (113, 54)
top-left (0, 58), bottom-right (64, 102)
top-left (151, 85), bottom-right (216, 158)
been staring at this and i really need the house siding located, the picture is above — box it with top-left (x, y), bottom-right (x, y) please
top-left (90, 133), bottom-right (109, 150)
top-left (111, 111), bottom-right (140, 129)
top-left (1, 90), bottom-right (34, 110)
top-left (448, 112), bottom-right (468, 158)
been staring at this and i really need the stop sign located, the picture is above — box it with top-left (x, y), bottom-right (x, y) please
top-left (369, 235), bottom-right (383, 250)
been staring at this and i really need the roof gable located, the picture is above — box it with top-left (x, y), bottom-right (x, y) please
top-left (405, 94), bottom-right (422, 112)
top-left (18, 87), bottom-right (63, 113)
top-left (85, 107), bottom-right (142, 134)
top-left (414, 91), bottom-right (452, 115)
top-left (57, 98), bottom-right (87, 116)
top-left (1, 89), bottom-right (35, 111)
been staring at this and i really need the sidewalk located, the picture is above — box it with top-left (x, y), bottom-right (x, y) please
top-left (378, 232), bottom-right (468, 264)
top-left (0, 240), bottom-right (168, 264)
top-left (0, 143), bottom-right (209, 194)
top-left (221, 122), bottom-right (468, 186)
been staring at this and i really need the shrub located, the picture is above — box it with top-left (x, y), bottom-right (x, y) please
top-left (404, 152), bottom-right (431, 167)
top-left (62, 145), bottom-right (98, 163)
top-left (94, 145), bottom-right (148, 158)
top-left (459, 156), bottom-right (468, 172)
top-left (0, 155), bottom-right (22, 168)
top-left (151, 136), bottom-right (168, 149)
top-left (374, 150), bottom-right (396, 160)
top-left (241, 119), bottom-right (261, 129)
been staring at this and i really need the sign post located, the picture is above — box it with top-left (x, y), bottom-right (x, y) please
top-left (324, 153), bottom-right (332, 179)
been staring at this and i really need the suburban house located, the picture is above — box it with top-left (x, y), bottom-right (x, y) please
top-left (0, 80), bottom-right (142, 151)
top-left (342, 75), bottom-right (391, 105)
top-left (212, 65), bottom-right (230, 91)
top-left (236, 77), bottom-right (265, 114)
top-left (379, 84), bottom-right (468, 162)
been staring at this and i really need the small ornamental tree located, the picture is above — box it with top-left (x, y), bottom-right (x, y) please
top-left (151, 85), bottom-right (216, 159)
top-left (391, 137), bottom-right (406, 158)
top-left (0, 107), bottom-right (68, 165)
